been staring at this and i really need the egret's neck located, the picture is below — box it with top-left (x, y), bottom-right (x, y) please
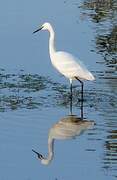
top-left (48, 26), bottom-right (56, 58)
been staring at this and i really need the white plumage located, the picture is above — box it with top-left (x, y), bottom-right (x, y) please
top-left (33, 22), bottom-right (95, 82)
top-left (50, 51), bottom-right (94, 81)
top-left (33, 22), bottom-right (95, 118)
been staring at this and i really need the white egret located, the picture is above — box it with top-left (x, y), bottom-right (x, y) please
top-left (32, 115), bottom-right (95, 165)
top-left (33, 22), bottom-right (95, 118)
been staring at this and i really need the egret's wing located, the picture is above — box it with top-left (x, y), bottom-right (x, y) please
top-left (51, 51), bottom-right (94, 80)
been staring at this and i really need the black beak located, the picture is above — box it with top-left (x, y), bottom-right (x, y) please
top-left (32, 149), bottom-right (44, 160)
top-left (33, 26), bottom-right (43, 34)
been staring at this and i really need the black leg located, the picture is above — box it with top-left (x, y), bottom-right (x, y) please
top-left (75, 77), bottom-right (84, 120)
top-left (80, 80), bottom-right (84, 120)
top-left (79, 80), bottom-right (84, 104)
top-left (70, 81), bottom-right (73, 115)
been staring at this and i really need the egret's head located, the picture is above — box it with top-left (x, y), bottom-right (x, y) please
top-left (33, 22), bottom-right (52, 33)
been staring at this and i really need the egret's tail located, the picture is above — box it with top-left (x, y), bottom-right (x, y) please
top-left (87, 72), bottom-right (95, 81)
top-left (75, 72), bottom-right (95, 81)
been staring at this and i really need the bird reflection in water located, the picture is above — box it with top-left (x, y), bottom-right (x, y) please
top-left (32, 114), bottom-right (95, 165)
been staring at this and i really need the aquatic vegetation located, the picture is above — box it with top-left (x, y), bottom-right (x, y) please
top-left (0, 69), bottom-right (116, 112)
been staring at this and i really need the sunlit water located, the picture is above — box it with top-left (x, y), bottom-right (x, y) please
top-left (0, 0), bottom-right (117, 180)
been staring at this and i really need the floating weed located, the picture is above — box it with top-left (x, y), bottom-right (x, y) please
top-left (0, 70), bottom-right (116, 111)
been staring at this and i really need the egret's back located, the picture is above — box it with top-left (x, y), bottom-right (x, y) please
top-left (50, 51), bottom-right (95, 81)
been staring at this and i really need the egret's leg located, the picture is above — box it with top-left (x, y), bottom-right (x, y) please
top-left (79, 80), bottom-right (84, 120)
top-left (70, 79), bottom-right (73, 115)
top-left (78, 79), bottom-right (84, 103)
top-left (75, 77), bottom-right (84, 119)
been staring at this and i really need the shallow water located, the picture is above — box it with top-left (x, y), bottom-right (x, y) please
top-left (0, 0), bottom-right (117, 180)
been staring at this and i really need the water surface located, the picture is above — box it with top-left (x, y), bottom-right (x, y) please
top-left (0, 0), bottom-right (117, 180)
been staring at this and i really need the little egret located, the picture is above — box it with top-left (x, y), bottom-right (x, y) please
top-left (32, 115), bottom-right (95, 165)
top-left (33, 22), bottom-right (95, 116)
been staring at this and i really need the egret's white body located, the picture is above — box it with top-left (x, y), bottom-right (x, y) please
top-left (33, 22), bottom-right (95, 83)
top-left (32, 115), bottom-right (95, 165)
top-left (33, 22), bottom-right (95, 119)
top-left (51, 51), bottom-right (95, 81)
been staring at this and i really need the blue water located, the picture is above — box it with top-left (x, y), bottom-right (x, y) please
top-left (0, 0), bottom-right (117, 180)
